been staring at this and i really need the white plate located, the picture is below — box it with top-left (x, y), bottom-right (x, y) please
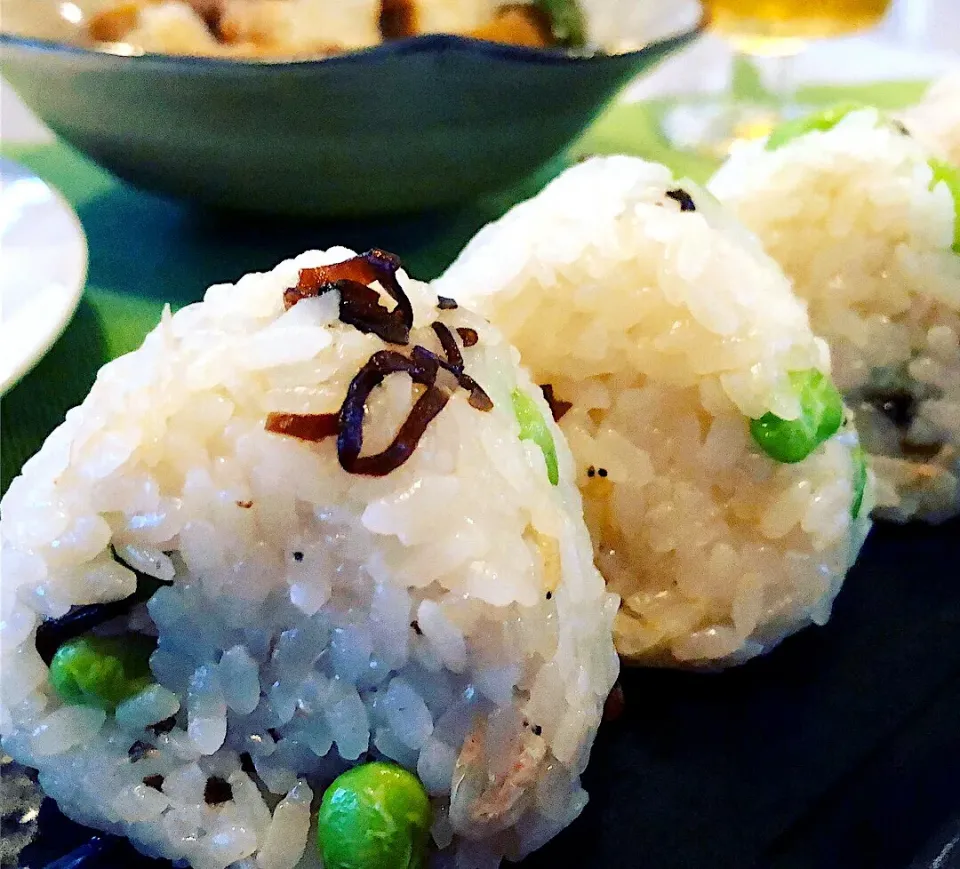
top-left (0, 158), bottom-right (87, 393)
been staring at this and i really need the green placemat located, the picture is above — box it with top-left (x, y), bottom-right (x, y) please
top-left (0, 78), bottom-right (930, 493)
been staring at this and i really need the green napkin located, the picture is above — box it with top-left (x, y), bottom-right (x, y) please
top-left (0, 79), bottom-right (929, 493)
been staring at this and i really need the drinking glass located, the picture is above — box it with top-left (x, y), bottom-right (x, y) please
top-left (664, 0), bottom-right (894, 155)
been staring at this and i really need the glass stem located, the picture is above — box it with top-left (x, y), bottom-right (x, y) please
top-left (765, 51), bottom-right (800, 120)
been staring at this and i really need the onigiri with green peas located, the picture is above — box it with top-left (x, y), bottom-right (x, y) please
top-left (434, 155), bottom-right (873, 668)
top-left (0, 247), bottom-right (619, 869)
top-left (711, 104), bottom-right (960, 522)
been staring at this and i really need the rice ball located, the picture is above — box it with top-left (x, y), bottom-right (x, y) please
top-left (901, 73), bottom-right (960, 166)
top-left (711, 106), bottom-right (960, 521)
top-left (0, 248), bottom-right (618, 867)
top-left (435, 156), bottom-right (873, 667)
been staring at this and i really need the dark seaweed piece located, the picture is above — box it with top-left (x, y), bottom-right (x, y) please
top-left (459, 373), bottom-right (494, 412)
top-left (264, 411), bottom-right (339, 443)
top-left (432, 321), bottom-right (464, 373)
top-left (335, 279), bottom-right (410, 345)
top-left (436, 296), bottom-right (458, 310)
top-left (34, 548), bottom-right (174, 665)
top-left (339, 350), bottom-right (451, 476)
top-left (286, 250), bottom-right (412, 345)
top-left (34, 575), bottom-right (168, 666)
top-left (127, 741), bottom-right (155, 763)
top-left (142, 775), bottom-right (164, 792)
top-left (148, 716), bottom-right (177, 736)
top-left (43, 836), bottom-right (124, 869)
top-left (362, 249), bottom-right (413, 329)
top-left (204, 777), bottom-right (233, 805)
top-left (863, 390), bottom-right (917, 429)
top-left (269, 258), bottom-right (495, 474)
top-left (456, 327), bottom-right (479, 348)
top-left (287, 255), bottom-right (375, 309)
top-left (410, 620), bottom-right (423, 635)
top-left (411, 343), bottom-right (493, 412)
top-left (666, 188), bottom-right (697, 212)
top-left (408, 344), bottom-right (447, 380)
top-left (540, 384), bottom-right (572, 422)
top-left (240, 752), bottom-right (256, 775)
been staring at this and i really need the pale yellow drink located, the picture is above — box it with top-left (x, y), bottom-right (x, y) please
top-left (705, 0), bottom-right (891, 54)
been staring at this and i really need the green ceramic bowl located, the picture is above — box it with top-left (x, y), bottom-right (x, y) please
top-left (0, 11), bottom-right (700, 217)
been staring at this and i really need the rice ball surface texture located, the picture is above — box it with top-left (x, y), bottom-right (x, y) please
top-left (901, 73), bottom-right (960, 166)
top-left (434, 156), bottom-right (873, 668)
top-left (711, 106), bottom-right (960, 522)
top-left (0, 247), bottom-right (619, 868)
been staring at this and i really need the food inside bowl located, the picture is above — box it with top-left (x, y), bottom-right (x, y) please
top-left (85, 0), bottom-right (585, 59)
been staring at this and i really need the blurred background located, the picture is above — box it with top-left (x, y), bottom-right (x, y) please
top-left (3, 0), bottom-right (957, 145)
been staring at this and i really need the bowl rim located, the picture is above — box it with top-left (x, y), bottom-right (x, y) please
top-left (0, 15), bottom-right (704, 70)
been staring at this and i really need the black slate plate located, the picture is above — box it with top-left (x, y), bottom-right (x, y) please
top-left (18, 519), bottom-right (960, 869)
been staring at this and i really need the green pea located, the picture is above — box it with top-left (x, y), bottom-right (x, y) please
top-left (765, 102), bottom-right (865, 151)
top-left (512, 388), bottom-right (559, 485)
top-left (535, 0), bottom-right (587, 47)
top-left (317, 762), bottom-right (432, 869)
top-left (851, 445), bottom-right (868, 519)
top-left (928, 158), bottom-right (960, 254)
top-left (49, 635), bottom-right (155, 711)
top-left (749, 369), bottom-right (844, 464)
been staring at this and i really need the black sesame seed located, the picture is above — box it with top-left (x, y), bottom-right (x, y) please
top-left (587, 466), bottom-right (596, 478)
top-left (292, 551), bottom-right (304, 562)
top-left (143, 775), bottom-right (164, 792)
top-left (597, 468), bottom-right (608, 478)
top-left (545, 591), bottom-right (553, 600)
top-left (148, 716), bottom-right (176, 736)
top-left (204, 776), bottom-right (233, 805)
top-left (410, 620), bottom-right (423, 636)
top-left (532, 724), bottom-right (543, 736)
top-left (666, 188), bottom-right (697, 212)
top-left (437, 296), bottom-right (458, 310)
top-left (892, 119), bottom-right (911, 136)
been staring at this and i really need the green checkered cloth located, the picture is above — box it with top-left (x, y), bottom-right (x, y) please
top-left (0, 79), bottom-right (928, 493)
